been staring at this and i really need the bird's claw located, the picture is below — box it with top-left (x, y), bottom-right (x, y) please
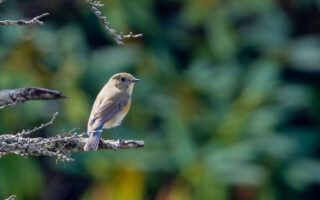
top-left (118, 139), bottom-right (124, 145)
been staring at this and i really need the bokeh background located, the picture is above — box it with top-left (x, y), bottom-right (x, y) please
top-left (1, 0), bottom-right (320, 199)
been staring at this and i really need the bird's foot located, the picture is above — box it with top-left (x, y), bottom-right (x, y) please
top-left (118, 139), bottom-right (125, 145)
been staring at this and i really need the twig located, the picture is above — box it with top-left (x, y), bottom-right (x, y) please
top-left (86, 0), bottom-right (143, 45)
top-left (0, 87), bottom-right (69, 108)
top-left (16, 112), bottom-right (59, 136)
top-left (0, 13), bottom-right (49, 26)
top-left (0, 152), bottom-right (6, 158)
top-left (5, 195), bottom-right (16, 200)
top-left (0, 105), bottom-right (8, 110)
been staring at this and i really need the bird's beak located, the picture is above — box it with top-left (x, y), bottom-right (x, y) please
top-left (132, 78), bottom-right (140, 82)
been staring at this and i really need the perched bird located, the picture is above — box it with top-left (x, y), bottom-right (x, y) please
top-left (84, 72), bottom-right (139, 151)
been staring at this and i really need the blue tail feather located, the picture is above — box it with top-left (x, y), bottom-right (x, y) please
top-left (84, 131), bottom-right (101, 151)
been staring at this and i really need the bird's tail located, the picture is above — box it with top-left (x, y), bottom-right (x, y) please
top-left (84, 131), bottom-right (101, 151)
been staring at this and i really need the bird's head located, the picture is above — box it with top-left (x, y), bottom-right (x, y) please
top-left (110, 72), bottom-right (139, 93)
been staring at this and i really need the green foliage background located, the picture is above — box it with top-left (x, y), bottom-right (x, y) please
top-left (0, 0), bottom-right (320, 199)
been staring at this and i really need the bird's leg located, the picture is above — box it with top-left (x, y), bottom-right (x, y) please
top-left (112, 127), bottom-right (124, 144)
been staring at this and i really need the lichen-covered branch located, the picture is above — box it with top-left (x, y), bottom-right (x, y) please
top-left (0, 87), bottom-right (69, 109)
top-left (0, 133), bottom-right (144, 161)
top-left (0, 13), bottom-right (49, 26)
top-left (0, 112), bottom-right (144, 162)
top-left (86, 0), bottom-right (143, 45)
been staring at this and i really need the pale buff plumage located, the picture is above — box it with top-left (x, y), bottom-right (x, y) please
top-left (84, 73), bottom-right (139, 151)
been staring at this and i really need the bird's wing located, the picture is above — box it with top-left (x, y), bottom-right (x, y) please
top-left (88, 96), bottom-right (129, 132)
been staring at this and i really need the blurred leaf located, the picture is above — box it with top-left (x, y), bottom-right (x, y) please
top-left (287, 37), bottom-right (320, 71)
top-left (284, 159), bottom-right (320, 190)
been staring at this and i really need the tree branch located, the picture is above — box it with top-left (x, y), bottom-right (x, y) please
top-left (0, 87), bottom-right (69, 109)
top-left (86, 0), bottom-right (143, 45)
top-left (0, 133), bottom-right (145, 162)
top-left (0, 13), bottom-right (49, 26)
top-left (0, 113), bottom-right (144, 162)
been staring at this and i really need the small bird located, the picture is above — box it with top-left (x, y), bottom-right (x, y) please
top-left (84, 72), bottom-right (139, 151)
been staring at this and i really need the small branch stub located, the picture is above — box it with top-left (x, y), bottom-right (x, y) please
top-left (0, 13), bottom-right (49, 26)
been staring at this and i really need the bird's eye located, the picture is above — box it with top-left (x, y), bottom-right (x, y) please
top-left (120, 77), bottom-right (126, 82)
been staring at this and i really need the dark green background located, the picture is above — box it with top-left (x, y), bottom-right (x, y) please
top-left (0, 0), bottom-right (320, 199)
